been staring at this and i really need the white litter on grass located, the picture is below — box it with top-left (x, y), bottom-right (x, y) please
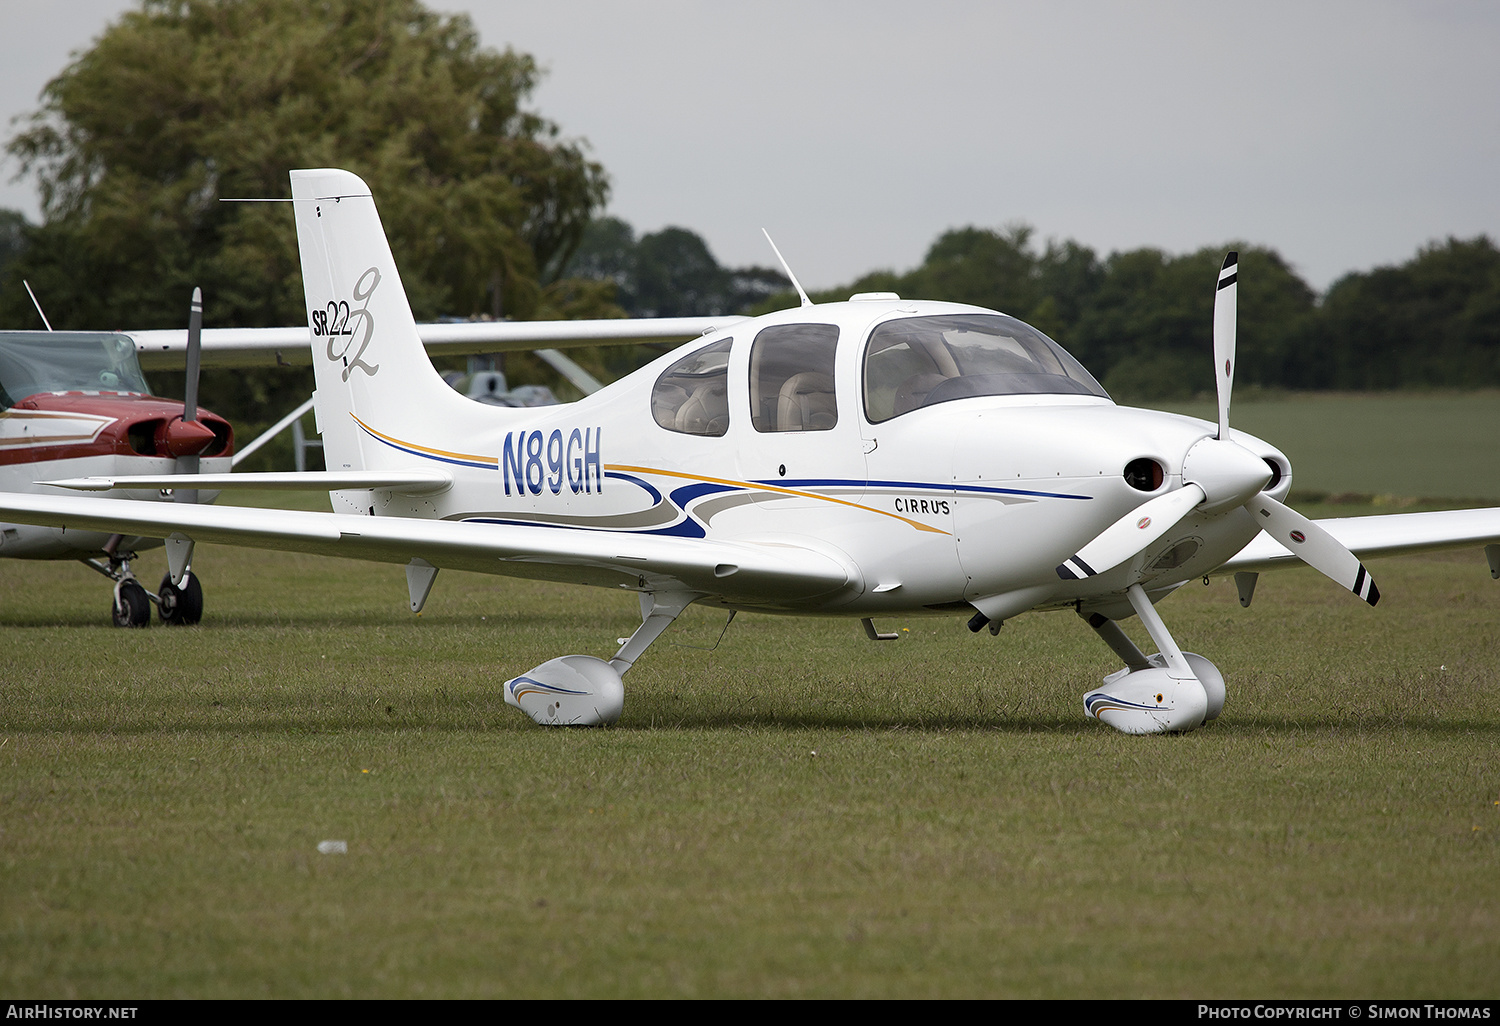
top-left (317, 840), bottom-right (348, 854)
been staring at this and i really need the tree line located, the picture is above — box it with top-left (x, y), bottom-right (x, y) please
top-left (562, 220), bottom-right (1500, 401)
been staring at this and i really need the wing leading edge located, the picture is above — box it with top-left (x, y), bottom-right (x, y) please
top-left (1217, 507), bottom-right (1500, 575)
top-left (0, 492), bottom-right (853, 604)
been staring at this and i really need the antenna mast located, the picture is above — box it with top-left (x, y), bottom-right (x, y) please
top-left (761, 229), bottom-right (812, 308)
top-left (23, 280), bottom-right (52, 331)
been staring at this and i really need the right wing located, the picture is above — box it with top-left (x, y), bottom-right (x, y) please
top-left (128, 317), bottom-right (748, 369)
top-left (1217, 507), bottom-right (1500, 575)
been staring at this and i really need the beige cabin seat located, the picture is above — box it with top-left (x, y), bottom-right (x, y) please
top-left (775, 372), bottom-right (837, 431)
top-left (676, 382), bottom-right (729, 436)
top-left (892, 372), bottom-right (948, 417)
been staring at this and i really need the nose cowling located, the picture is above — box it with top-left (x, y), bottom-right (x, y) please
top-left (1181, 435), bottom-right (1273, 513)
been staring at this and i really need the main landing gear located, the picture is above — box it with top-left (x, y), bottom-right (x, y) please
top-left (1078, 584), bottom-right (1225, 735)
top-left (84, 535), bottom-right (204, 628)
top-left (503, 591), bottom-right (699, 726)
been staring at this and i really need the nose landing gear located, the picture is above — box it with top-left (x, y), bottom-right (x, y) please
top-left (1080, 585), bottom-right (1225, 735)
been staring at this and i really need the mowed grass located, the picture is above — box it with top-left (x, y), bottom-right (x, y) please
top-left (2, 390), bottom-right (1499, 998)
top-left (1, 540), bottom-right (1497, 998)
top-left (1158, 389), bottom-right (1500, 501)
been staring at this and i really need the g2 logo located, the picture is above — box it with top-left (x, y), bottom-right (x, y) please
top-left (311, 266), bottom-right (381, 381)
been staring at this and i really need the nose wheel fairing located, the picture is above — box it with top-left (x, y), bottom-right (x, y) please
top-left (1080, 584), bottom-right (1225, 734)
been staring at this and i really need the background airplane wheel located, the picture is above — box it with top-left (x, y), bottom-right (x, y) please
top-left (112, 581), bottom-right (151, 628)
top-left (158, 572), bottom-right (203, 625)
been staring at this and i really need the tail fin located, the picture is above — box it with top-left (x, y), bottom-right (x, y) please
top-left (290, 168), bottom-right (463, 474)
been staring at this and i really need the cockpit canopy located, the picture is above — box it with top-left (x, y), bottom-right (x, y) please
top-left (0, 332), bottom-right (152, 409)
top-left (864, 313), bottom-right (1106, 422)
top-left (649, 308), bottom-right (1107, 436)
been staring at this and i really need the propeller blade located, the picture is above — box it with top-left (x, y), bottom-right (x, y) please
top-left (1213, 251), bottom-right (1237, 441)
top-left (183, 287), bottom-right (202, 423)
top-left (1056, 483), bottom-right (1206, 580)
top-left (176, 287), bottom-right (205, 505)
top-left (1244, 493), bottom-right (1380, 605)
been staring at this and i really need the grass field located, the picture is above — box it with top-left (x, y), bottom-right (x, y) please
top-left (2, 392), bottom-right (1498, 998)
top-left (1159, 390), bottom-right (1500, 501)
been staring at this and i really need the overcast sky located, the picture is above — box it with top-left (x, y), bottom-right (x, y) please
top-left (3, 1), bottom-right (1497, 293)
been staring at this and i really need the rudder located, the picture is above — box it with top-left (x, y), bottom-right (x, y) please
top-left (290, 168), bottom-right (464, 475)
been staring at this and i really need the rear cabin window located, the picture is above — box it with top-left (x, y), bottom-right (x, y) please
top-left (651, 338), bottom-right (731, 436)
top-left (863, 314), bottom-right (1106, 423)
top-left (748, 323), bottom-right (840, 433)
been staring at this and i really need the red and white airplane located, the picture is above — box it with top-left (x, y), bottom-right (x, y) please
top-left (2, 167), bottom-right (1497, 735)
top-left (0, 294), bottom-right (232, 626)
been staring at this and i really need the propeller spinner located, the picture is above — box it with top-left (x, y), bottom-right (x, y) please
top-left (1057, 252), bottom-right (1380, 607)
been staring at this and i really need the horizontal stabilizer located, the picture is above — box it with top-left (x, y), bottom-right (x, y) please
top-left (127, 317), bottom-right (748, 369)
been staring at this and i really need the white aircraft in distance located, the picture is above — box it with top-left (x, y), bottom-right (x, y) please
top-left (3, 167), bottom-right (1498, 736)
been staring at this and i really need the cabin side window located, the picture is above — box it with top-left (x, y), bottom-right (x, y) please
top-left (748, 323), bottom-right (840, 433)
top-left (651, 338), bottom-right (732, 436)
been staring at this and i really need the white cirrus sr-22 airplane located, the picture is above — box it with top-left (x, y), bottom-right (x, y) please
top-left (4, 167), bottom-right (1499, 735)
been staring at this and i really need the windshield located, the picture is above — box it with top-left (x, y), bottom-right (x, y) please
top-left (863, 313), bottom-right (1107, 423)
top-left (0, 333), bottom-right (152, 409)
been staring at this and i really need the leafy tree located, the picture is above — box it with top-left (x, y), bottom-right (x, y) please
top-left (564, 218), bottom-right (787, 318)
top-left (1069, 245), bottom-right (1318, 400)
top-left (904, 224), bottom-right (1042, 315)
top-left (0, 212), bottom-right (28, 306)
top-left (631, 228), bottom-right (726, 317)
top-left (1320, 237), bottom-right (1500, 389)
top-left (565, 216), bottom-right (638, 298)
top-left (2, 0), bottom-right (608, 422)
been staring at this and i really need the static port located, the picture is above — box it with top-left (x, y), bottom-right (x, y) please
top-left (1124, 457), bottom-right (1164, 492)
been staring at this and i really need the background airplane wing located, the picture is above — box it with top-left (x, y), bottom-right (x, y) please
top-left (1217, 507), bottom-right (1500, 574)
top-left (127, 316), bottom-right (748, 369)
top-left (0, 492), bottom-right (852, 602)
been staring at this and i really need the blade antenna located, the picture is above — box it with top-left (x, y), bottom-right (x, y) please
top-left (23, 280), bottom-right (52, 331)
top-left (762, 229), bottom-right (812, 308)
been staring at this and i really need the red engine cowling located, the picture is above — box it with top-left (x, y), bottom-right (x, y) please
top-left (2, 392), bottom-right (234, 466)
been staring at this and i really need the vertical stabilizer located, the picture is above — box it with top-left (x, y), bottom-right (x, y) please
top-left (290, 168), bottom-right (461, 480)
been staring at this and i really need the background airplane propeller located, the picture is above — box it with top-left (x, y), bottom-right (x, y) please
top-left (171, 288), bottom-right (207, 505)
top-left (1057, 252), bottom-right (1381, 607)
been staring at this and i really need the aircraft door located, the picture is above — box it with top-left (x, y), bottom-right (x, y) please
top-left (856, 320), bottom-right (963, 601)
top-left (731, 322), bottom-right (867, 514)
